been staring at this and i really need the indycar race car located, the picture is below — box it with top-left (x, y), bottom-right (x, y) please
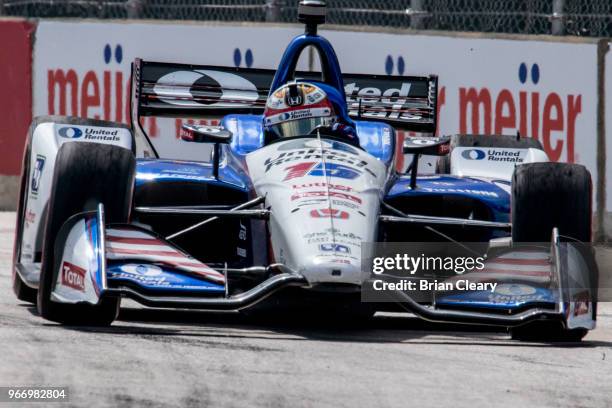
top-left (13, 1), bottom-right (597, 340)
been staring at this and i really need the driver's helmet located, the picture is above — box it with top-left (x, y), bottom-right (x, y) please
top-left (263, 81), bottom-right (358, 145)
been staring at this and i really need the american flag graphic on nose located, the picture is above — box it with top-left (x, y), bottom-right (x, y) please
top-left (105, 227), bottom-right (225, 284)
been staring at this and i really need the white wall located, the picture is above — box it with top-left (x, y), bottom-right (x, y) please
top-left (31, 21), bottom-right (607, 219)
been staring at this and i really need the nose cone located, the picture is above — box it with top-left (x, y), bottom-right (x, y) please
top-left (265, 206), bottom-right (365, 286)
top-left (245, 137), bottom-right (387, 287)
top-left (300, 252), bottom-right (364, 285)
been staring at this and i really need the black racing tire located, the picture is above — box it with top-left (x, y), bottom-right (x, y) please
top-left (13, 273), bottom-right (37, 304)
top-left (511, 321), bottom-right (588, 343)
top-left (437, 134), bottom-right (543, 174)
top-left (512, 162), bottom-right (592, 243)
top-left (12, 139), bottom-right (38, 304)
top-left (511, 162), bottom-right (593, 342)
top-left (37, 142), bottom-right (135, 326)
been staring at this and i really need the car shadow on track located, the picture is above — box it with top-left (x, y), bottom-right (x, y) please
top-left (20, 303), bottom-right (611, 348)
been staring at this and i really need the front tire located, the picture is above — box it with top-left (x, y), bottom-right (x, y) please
top-left (511, 321), bottom-right (588, 342)
top-left (37, 142), bottom-right (135, 325)
top-left (12, 135), bottom-right (37, 303)
top-left (510, 162), bottom-right (593, 342)
top-left (512, 162), bottom-right (591, 243)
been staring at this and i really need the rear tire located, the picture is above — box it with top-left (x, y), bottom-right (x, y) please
top-left (437, 134), bottom-right (543, 174)
top-left (512, 162), bottom-right (592, 243)
top-left (37, 142), bottom-right (135, 325)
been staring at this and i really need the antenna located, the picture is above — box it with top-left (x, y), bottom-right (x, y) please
top-left (298, 0), bottom-right (327, 35)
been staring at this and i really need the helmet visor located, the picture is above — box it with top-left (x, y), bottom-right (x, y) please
top-left (269, 116), bottom-right (334, 139)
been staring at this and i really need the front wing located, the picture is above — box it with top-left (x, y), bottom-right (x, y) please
top-left (49, 205), bottom-right (596, 330)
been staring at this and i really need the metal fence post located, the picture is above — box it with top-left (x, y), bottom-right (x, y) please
top-left (551, 0), bottom-right (565, 35)
top-left (595, 39), bottom-right (609, 242)
top-left (266, 0), bottom-right (281, 22)
top-left (126, 0), bottom-right (144, 19)
top-left (410, 0), bottom-right (425, 30)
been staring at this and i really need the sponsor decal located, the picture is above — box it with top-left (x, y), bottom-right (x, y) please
top-left (320, 243), bottom-right (351, 254)
top-left (304, 229), bottom-right (362, 245)
top-left (24, 210), bottom-right (36, 228)
top-left (573, 291), bottom-right (590, 317)
top-left (264, 148), bottom-right (374, 177)
top-left (238, 221), bottom-right (247, 240)
top-left (58, 126), bottom-right (122, 142)
top-left (133, 264), bottom-right (162, 276)
top-left (113, 264), bottom-right (168, 286)
top-left (309, 163), bottom-right (361, 180)
top-left (283, 162), bottom-right (362, 181)
top-left (292, 182), bottom-right (353, 192)
top-left (457, 62), bottom-right (582, 163)
top-left (310, 208), bottom-right (350, 219)
top-left (61, 261), bottom-right (86, 292)
top-left (265, 107), bottom-right (331, 125)
top-left (494, 284), bottom-right (537, 296)
top-left (488, 284), bottom-right (548, 304)
top-left (345, 81), bottom-right (420, 121)
top-left (461, 148), bottom-right (524, 163)
top-left (420, 187), bottom-right (499, 198)
top-left (331, 199), bottom-right (361, 210)
top-left (153, 69), bottom-right (259, 108)
top-left (233, 48), bottom-right (254, 68)
top-left (279, 139), bottom-right (359, 155)
top-left (58, 126), bottom-right (82, 138)
top-left (30, 155), bottom-right (45, 195)
top-left (461, 149), bottom-right (486, 160)
top-left (291, 191), bottom-right (362, 204)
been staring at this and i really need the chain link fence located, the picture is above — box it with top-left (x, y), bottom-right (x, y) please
top-left (1, 0), bottom-right (611, 37)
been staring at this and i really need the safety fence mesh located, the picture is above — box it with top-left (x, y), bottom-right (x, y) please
top-left (1, 0), bottom-right (611, 37)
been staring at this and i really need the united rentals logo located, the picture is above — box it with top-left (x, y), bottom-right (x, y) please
top-left (58, 126), bottom-right (122, 142)
top-left (461, 148), bottom-right (524, 163)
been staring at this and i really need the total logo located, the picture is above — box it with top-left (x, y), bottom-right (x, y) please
top-left (46, 44), bottom-right (159, 137)
top-left (455, 62), bottom-right (581, 163)
top-left (61, 261), bottom-right (86, 292)
top-left (57, 126), bottom-right (122, 142)
top-left (460, 148), bottom-right (523, 163)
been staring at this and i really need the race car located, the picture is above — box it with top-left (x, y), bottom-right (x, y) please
top-left (12, 0), bottom-right (597, 340)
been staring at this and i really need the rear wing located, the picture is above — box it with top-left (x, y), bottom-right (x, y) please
top-left (131, 58), bottom-right (438, 134)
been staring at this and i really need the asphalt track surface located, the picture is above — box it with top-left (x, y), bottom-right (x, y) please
top-left (0, 212), bottom-right (611, 408)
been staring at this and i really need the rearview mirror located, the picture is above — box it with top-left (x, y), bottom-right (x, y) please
top-left (403, 136), bottom-right (450, 156)
top-left (180, 124), bottom-right (233, 144)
